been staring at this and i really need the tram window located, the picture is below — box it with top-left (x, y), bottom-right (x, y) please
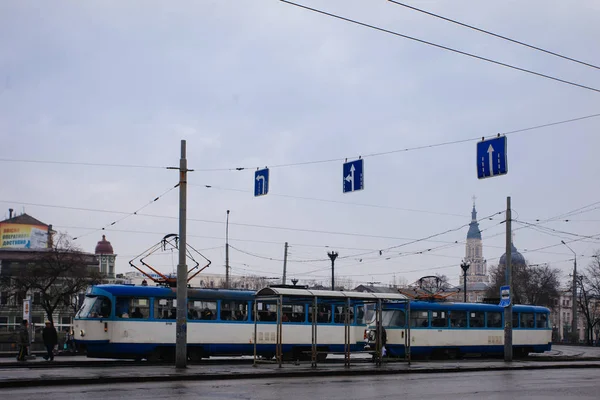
top-left (155, 298), bottom-right (176, 319)
top-left (282, 304), bottom-right (305, 323)
top-left (469, 311), bottom-right (484, 328)
top-left (356, 306), bottom-right (366, 324)
top-left (333, 305), bottom-right (354, 324)
top-left (535, 313), bottom-right (548, 328)
top-left (449, 310), bottom-right (467, 328)
top-left (382, 310), bottom-right (405, 327)
top-left (116, 297), bottom-right (149, 319)
top-left (187, 300), bottom-right (216, 320)
top-left (431, 311), bottom-right (448, 328)
top-left (76, 296), bottom-right (111, 318)
top-left (219, 301), bottom-right (248, 321)
top-left (410, 310), bottom-right (429, 328)
top-left (486, 312), bottom-right (502, 328)
top-left (308, 305), bottom-right (331, 323)
top-left (512, 312), bottom-right (519, 328)
top-left (520, 313), bottom-right (534, 328)
top-left (254, 302), bottom-right (277, 322)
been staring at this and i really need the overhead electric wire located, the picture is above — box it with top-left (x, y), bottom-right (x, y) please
top-left (192, 184), bottom-right (467, 218)
top-left (71, 184), bottom-right (179, 241)
top-left (387, 0), bottom-right (600, 70)
top-left (0, 158), bottom-right (171, 170)
top-left (280, 1), bottom-right (600, 94)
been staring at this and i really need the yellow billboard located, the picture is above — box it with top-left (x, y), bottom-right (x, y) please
top-left (0, 223), bottom-right (48, 249)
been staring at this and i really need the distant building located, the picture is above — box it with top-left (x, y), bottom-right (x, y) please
top-left (95, 235), bottom-right (116, 279)
top-left (0, 209), bottom-right (106, 331)
top-left (460, 200), bottom-right (489, 286)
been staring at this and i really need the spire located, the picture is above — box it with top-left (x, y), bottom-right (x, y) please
top-left (467, 198), bottom-right (481, 240)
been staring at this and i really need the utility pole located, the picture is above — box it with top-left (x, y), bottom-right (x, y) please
top-left (175, 140), bottom-right (188, 368)
top-left (460, 260), bottom-right (470, 303)
top-left (328, 251), bottom-right (338, 291)
top-left (561, 240), bottom-right (578, 343)
top-left (225, 210), bottom-right (230, 289)
top-left (282, 242), bottom-right (288, 285)
top-left (504, 196), bottom-right (512, 362)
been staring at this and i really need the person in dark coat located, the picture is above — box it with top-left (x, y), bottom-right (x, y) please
top-left (42, 320), bottom-right (58, 361)
top-left (16, 320), bottom-right (29, 362)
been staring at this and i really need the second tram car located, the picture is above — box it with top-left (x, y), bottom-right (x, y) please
top-left (365, 300), bottom-right (552, 358)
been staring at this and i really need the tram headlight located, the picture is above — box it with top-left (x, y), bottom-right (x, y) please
top-left (80, 329), bottom-right (85, 337)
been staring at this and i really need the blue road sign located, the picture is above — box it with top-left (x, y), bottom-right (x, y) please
top-left (343, 159), bottom-right (364, 193)
top-left (254, 168), bottom-right (269, 197)
top-left (477, 136), bottom-right (508, 179)
top-left (499, 285), bottom-right (510, 307)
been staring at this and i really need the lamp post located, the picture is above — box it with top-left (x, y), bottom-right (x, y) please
top-left (328, 251), bottom-right (338, 291)
top-left (561, 240), bottom-right (578, 344)
top-left (225, 210), bottom-right (230, 289)
top-left (460, 260), bottom-right (471, 303)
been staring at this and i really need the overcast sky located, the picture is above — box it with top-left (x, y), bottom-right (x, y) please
top-left (1, 0), bottom-right (600, 288)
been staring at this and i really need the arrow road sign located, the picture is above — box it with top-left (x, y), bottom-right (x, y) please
top-left (343, 159), bottom-right (364, 193)
top-left (254, 168), bottom-right (269, 197)
top-left (477, 136), bottom-right (507, 179)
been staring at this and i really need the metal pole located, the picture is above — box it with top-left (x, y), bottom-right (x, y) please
top-left (253, 300), bottom-right (258, 367)
top-left (225, 210), bottom-right (230, 289)
top-left (463, 269), bottom-right (467, 302)
top-left (562, 240), bottom-right (578, 343)
top-left (504, 196), bottom-right (512, 362)
top-left (376, 299), bottom-right (382, 367)
top-left (176, 140), bottom-right (188, 369)
top-left (311, 297), bottom-right (317, 368)
top-left (282, 242), bottom-right (288, 285)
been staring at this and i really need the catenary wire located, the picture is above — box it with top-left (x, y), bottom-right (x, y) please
top-left (280, 1), bottom-right (600, 93)
top-left (387, 0), bottom-right (600, 70)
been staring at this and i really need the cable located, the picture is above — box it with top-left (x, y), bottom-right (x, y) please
top-left (2, 112), bottom-right (599, 173)
top-left (387, 1), bottom-right (600, 70)
top-left (192, 184), bottom-right (467, 218)
top-left (0, 159), bottom-right (172, 170)
top-left (280, 1), bottom-right (600, 94)
top-left (71, 184), bottom-right (179, 241)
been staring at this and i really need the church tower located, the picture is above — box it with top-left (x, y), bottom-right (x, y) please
top-left (461, 199), bottom-right (489, 285)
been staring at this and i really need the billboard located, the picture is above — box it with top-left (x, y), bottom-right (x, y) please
top-left (0, 223), bottom-right (48, 249)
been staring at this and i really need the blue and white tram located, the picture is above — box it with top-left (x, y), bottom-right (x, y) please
top-left (74, 284), bottom-right (398, 361)
top-left (365, 301), bottom-right (552, 358)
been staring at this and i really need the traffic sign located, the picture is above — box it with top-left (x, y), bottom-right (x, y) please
top-left (499, 285), bottom-right (510, 307)
top-left (477, 136), bottom-right (507, 179)
top-left (254, 168), bottom-right (269, 197)
top-left (343, 159), bottom-right (364, 193)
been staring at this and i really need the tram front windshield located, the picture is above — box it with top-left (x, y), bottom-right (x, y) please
top-left (76, 295), bottom-right (111, 318)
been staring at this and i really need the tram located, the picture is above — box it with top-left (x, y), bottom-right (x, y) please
top-left (364, 300), bottom-right (552, 358)
top-left (73, 284), bottom-right (405, 361)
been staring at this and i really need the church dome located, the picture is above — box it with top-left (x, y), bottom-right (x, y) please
top-left (499, 243), bottom-right (526, 266)
top-left (95, 235), bottom-right (114, 254)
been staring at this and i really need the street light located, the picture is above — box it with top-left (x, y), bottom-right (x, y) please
top-left (460, 260), bottom-right (471, 303)
top-left (561, 240), bottom-right (578, 344)
top-left (225, 210), bottom-right (230, 289)
top-left (328, 251), bottom-right (339, 291)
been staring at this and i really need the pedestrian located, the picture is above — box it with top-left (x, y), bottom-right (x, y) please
top-left (16, 320), bottom-right (29, 362)
top-left (42, 320), bottom-right (58, 361)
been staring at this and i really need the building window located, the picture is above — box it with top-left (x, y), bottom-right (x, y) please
top-left (33, 292), bottom-right (41, 305)
top-left (0, 292), bottom-right (8, 305)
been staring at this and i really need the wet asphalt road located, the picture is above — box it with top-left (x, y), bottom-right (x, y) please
top-left (2, 368), bottom-right (599, 399)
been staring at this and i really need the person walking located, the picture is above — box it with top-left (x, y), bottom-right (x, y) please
top-left (16, 320), bottom-right (29, 362)
top-left (42, 320), bottom-right (58, 361)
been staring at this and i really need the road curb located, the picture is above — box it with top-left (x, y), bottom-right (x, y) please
top-left (1, 362), bottom-right (600, 388)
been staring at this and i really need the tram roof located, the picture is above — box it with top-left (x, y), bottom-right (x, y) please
top-left (256, 287), bottom-right (408, 302)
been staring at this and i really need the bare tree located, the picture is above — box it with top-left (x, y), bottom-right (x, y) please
top-left (579, 252), bottom-right (600, 345)
top-left (486, 261), bottom-right (561, 307)
top-left (8, 234), bottom-right (102, 325)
